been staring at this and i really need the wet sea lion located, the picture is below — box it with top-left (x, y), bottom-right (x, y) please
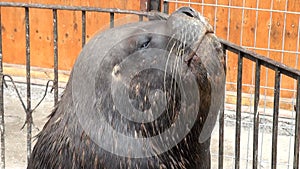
top-left (27, 7), bottom-right (226, 169)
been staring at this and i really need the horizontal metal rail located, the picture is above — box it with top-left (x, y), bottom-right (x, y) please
top-left (219, 38), bottom-right (300, 80)
top-left (164, 0), bottom-right (300, 15)
top-left (0, 2), bottom-right (152, 16)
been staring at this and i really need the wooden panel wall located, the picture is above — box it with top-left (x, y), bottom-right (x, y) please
top-left (1, 0), bottom-right (141, 70)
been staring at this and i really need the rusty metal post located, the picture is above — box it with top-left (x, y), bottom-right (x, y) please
top-left (53, 9), bottom-right (58, 106)
top-left (0, 6), bottom-right (5, 169)
top-left (25, 7), bottom-right (32, 162)
top-left (140, 0), bottom-right (150, 11)
top-left (140, 0), bottom-right (161, 11)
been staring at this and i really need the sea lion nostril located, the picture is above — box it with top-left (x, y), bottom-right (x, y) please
top-left (182, 11), bottom-right (194, 17)
top-left (176, 7), bottom-right (197, 18)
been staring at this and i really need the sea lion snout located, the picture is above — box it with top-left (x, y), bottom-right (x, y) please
top-left (167, 6), bottom-right (213, 49)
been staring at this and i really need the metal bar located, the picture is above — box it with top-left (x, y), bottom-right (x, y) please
top-left (139, 15), bottom-right (143, 21)
top-left (31, 80), bottom-right (54, 112)
top-left (154, 0), bottom-right (161, 11)
top-left (25, 7), bottom-right (32, 162)
top-left (3, 75), bottom-right (27, 112)
top-left (163, 0), bottom-right (169, 14)
top-left (218, 47), bottom-right (226, 169)
top-left (271, 69), bottom-right (281, 169)
top-left (225, 81), bottom-right (297, 93)
top-left (293, 16), bottom-right (300, 169)
top-left (53, 9), bottom-right (58, 105)
top-left (219, 39), bottom-right (300, 79)
top-left (245, 124), bottom-right (251, 169)
top-left (140, 0), bottom-right (150, 11)
top-left (253, 60), bottom-right (261, 169)
top-left (241, 46), bottom-right (299, 55)
top-left (0, 2), bottom-right (151, 16)
top-left (235, 52), bottom-right (243, 169)
top-left (110, 12), bottom-right (114, 28)
top-left (293, 78), bottom-right (300, 169)
top-left (0, 7), bottom-right (4, 169)
top-left (82, 10), bottom-right (86, 48)
top-left (164, 0), bottom-right (300, 15)
top-left (218, 95), bottom-right (224, 169)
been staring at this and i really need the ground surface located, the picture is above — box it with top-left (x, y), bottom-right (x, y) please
top-left (3, 79), bottom-right (296, 169)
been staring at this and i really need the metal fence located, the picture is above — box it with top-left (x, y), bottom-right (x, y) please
top-left (0, 1), bottom-right (299, 169)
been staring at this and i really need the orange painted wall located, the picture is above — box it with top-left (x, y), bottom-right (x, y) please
top-left (1, 0), bottom-right (141, 71)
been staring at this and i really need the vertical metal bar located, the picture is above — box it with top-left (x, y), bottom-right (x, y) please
top-left (293, 78), bottom-right (300, 169)
top-left (53, 9), bottom-right (58, 105)
top-left (25, 7), bottom-right (32, 162)
top-left (291, 15), bottom-right (300, 169)
top-left (140, 0), bottom-right (150, 11)
top-left (235, 52), bottom-right (243, 169)
top-left (218, 96), bottom-right (224, 169)
top-left (218, 47), bottom-right (226, 169)
top-left (156, 0), bottom-right (161, 11)
top-left (110, 12), bottom-right (114, 28)
top-left (81, 10), bottom-right (86, 48)
top-left (253, 60), bottom-right (261, 169)
top-left (271, 69), bottom-right (281, 169)
top-left (163, 0), bottom-right (169, 14)
top-left (245, 123), bottom-right (251, 169)
top-left (0, 7), bottom-right (4, 169)
top-left (139, 15), bottom-right (143, 22)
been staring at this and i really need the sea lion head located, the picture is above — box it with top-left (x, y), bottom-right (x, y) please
top-left (28, 7), bottom-right (226, 169)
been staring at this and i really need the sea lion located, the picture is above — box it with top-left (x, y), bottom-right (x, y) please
top-left (27, 7), bottom-right (226, 169)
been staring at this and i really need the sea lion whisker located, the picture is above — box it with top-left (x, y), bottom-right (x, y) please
top-left (178, 33), bottom-right (187, 83)
top-left (172, 51), bottom-right (181, 114)
top-left (164, 41), bottom-right (176, 122)
top-left (172, 32), bottom-right (186, 113)
top-left (169, 39), bottom-right (183, 114)
top-left (165, 34), bottom-right (176, 51)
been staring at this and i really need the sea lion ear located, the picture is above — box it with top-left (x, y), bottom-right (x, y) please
top-left (147, 11), bottom-right (169, 21)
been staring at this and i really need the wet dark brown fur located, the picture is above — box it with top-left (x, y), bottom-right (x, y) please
top-left (28, 7), bottom-right (226, 169)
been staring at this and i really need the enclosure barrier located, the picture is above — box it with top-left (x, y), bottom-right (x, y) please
top-left (0, 1), bottom-right (299, 169)
top-left (219, 39), bottom-right (300, 169)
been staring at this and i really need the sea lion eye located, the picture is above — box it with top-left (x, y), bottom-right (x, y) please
top-left (138, 38), bottom-right (151, 50)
